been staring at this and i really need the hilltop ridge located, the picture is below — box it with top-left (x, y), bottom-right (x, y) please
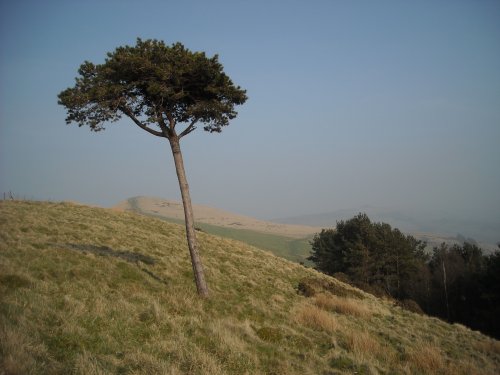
top-left (114, 196), bottom-right (320, 238)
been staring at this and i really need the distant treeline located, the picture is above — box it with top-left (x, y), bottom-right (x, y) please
top-left (309, 213), bottom-right (500, 339)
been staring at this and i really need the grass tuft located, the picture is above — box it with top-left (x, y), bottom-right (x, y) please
top-left (294, 303), bottom-right (338, 333)
top-left (406, 343), bottom-right (446, 374)
top-left (313, 293), bottom-right (372, 318)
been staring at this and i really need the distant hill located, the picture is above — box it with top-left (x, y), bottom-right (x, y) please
top-left (1, 200), bottom-right (499, 374)
top-left (115, 196), bottom-right (319, 239)
top-left (275, 206), bottom-right (499, 253)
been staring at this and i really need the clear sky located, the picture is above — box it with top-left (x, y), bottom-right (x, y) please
top-left (1, 0), bottom-right (499, 224)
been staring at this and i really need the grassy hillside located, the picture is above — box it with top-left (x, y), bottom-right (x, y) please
top-left (1, 201), bottom-right (499, 375)
top-left (123, 196), bottom-right (314, 265)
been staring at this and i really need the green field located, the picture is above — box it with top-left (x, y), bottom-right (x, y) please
top-left (1, 201), bottom-right (499, 374)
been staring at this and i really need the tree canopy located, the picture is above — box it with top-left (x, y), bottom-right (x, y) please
top-left (309, 213), bottom-right (427, 299)
top-left (58, 38), bottom-right (247, 139)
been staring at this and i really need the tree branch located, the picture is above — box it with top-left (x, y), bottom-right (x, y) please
top-left (179, 118), bottom-right (199, 138)
top-left (155, 107), bottom-right (170, 137)
top-left (165, 111), bottom-right (175, 130)
top-left (120, 106), bottom-right (165, 137)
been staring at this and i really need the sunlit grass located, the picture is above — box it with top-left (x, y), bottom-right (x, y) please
top-left (1, 200), bottom-right (499, 374)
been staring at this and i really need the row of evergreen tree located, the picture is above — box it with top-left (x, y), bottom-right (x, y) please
top-left (308, 213), bottom-right (500, 339)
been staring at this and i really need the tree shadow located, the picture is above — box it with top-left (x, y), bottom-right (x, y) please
top-left (64, 243), bottom-right (156, 265)
top-left (59, 243), bottom-right (169, 286)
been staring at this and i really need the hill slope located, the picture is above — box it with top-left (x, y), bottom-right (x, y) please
top-left (1, 201), bottom-right (499, 374)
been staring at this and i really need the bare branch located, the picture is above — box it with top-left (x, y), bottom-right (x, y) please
top-left (179, 118), bottom-right (199, 138)
top-left (155, 107), bottom-right (170, 137)
top-left (120, 106), bottom-right (165, 137)
top-left (165, 111), bottom-right (176, 130)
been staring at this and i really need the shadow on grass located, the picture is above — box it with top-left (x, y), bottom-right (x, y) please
top-left (57, 243), bottom-right (169, 286)
top-left (64, 243), bottom-right (157, 265)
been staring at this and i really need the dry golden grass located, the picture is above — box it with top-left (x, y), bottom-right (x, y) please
top-left (406, 343), bottom-right (446, 374)
top-left (1, 326), bottom-right (38, 375)
top-left (1, 200), bottom-right (499, 375)
top-left (294, 303), bottom-right (338, 333)
top-left (344, 329), bottom-right (381, 357)
top-left (313, 293), bottom-right (372, 318)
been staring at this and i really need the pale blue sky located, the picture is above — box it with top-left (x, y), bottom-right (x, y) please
top-left (1, 0), bottom-right (499, 226)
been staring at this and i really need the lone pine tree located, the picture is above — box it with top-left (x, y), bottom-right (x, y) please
top-left (58, 39), bottom-right (247, 297)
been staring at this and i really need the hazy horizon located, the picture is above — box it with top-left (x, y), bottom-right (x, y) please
top-left (1, 1), bottom-right (499, 235)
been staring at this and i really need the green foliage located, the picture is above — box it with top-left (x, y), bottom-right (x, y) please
top-left (309, 213), bottom-right (427, 300)
top-left (58, 38), bottom-right (247, 136)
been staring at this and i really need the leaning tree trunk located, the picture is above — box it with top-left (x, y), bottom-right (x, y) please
top-left (169, 136), bottom-right (209, 297)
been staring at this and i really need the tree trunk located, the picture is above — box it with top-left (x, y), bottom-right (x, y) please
top-left (169, 136), bottom-right (209, 297)
top-left (442, 259), bottom-right (450, 320)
